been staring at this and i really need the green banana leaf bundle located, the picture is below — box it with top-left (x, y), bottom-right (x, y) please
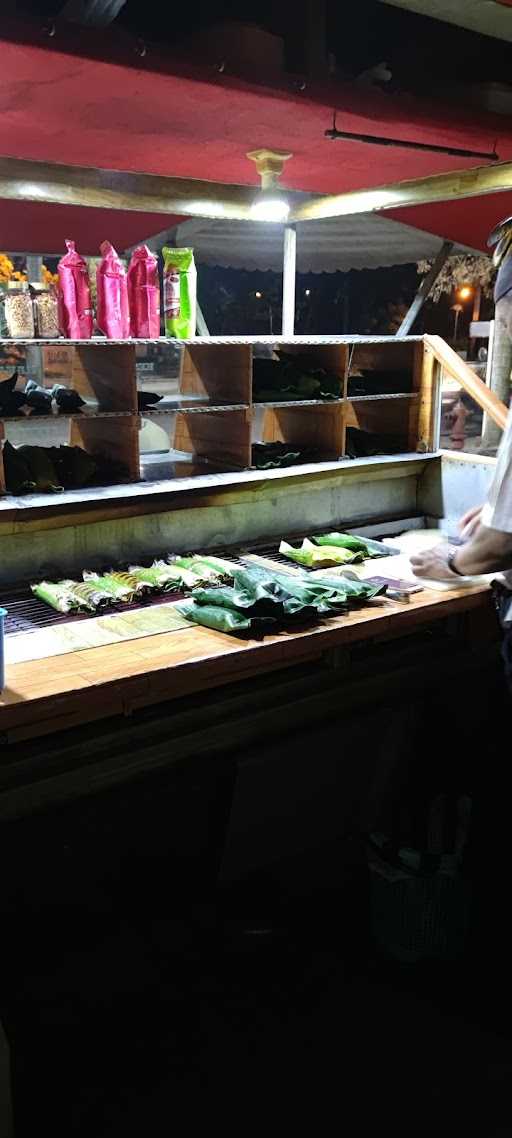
top-left (83, 571), bottom-right (149, 603)
top-left (252, 355), bottom-right (342, 403)
top-left (171, 555), bottom-right (235, 585)
top-left (17, 445), bottom-right (63, 493)
top-left (279, 538), bottom-right (364, 569)
top-left (240, 562), bottom-right (386, 612)
top-left (3, 440), bottom-right (36, 494)
top-left (184, 562), bottom-right (386, 634)
top-left (64, 579), bottom-right (112, 610)
top-left (313, 532), bottom-right (370, 554)
top-left (177, 601), bottom-right (251, 633)
top-left (129, 563), bottom-right (183, 592)
top-left (191, 555), bottom-right (238, 579)
top-left (313, 532), bottom-right (386, 558)
top-left (46, 445), bottom-right (98, 490)
top-left (31, 580), bottom-right (85, 613)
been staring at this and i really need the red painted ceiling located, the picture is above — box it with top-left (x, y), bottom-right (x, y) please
top-left (1, 38), bottom-right (512, 193)
top-left (0, 200), bottom-right (180, 256)
top-left (389, 192), bottom-right (512, 253)
top-left (1, 34), bottom-right (512, 254)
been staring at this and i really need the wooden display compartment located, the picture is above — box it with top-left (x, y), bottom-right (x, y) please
top-left (141, 407), bottom-right (252, 473)
top-left (252, 341), bottom-right (349, 403)
top-left (0, 413), bottom-right (140, 491)
top-left (253, 402), bottom-right (344, 462)
top-left (346, 341), bottom-right (437, 455)
top-left (180, 344), bottom-right (252, 404)
top-left (345, 397), bottom-right (414, 454)
top-left (347, 339), bottom-right (421, 397)
top-left (70, 416), bottom-right (140, 480)
top-left (71, 344), bottom-right (137, 412)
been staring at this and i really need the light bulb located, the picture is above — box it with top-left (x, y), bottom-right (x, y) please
top-left (250, 192), bottom-right (290, 223)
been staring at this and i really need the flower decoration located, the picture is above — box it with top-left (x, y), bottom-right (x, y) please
top-left (0, 254), bottom-right (28, 285)
top-left (41, 265), bottom-right (59, 287)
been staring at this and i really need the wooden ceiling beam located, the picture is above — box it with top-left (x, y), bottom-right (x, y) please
top-left (290, 161), bottom-right (512, 222)
top-left (0, 156), bottom-right (289, 222)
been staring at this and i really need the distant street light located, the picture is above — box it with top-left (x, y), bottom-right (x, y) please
top-left (451, 303), bottom-right (463, 342)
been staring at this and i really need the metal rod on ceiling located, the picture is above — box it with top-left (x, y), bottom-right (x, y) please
top-left (325, 120), bottom-right (499, 162)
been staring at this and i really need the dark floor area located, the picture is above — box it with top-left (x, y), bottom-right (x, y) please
top-left (2, 831), bottom-right (512, 1138)
top-left (1, 658), bottom-right (511, 1137)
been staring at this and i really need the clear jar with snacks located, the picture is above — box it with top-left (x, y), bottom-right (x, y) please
top-left (4, 281), bottom-right (35, 339)
top-left (31, 283), bottom-right (59, 338)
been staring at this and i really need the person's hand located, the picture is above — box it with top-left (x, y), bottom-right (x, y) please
top-left (459, 505), bottom-right (483, 539)
top-left (410, 544), bottom-right (461, 581)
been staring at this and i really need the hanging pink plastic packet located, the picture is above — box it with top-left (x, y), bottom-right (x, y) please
top-left (127, 245), bottom-right (160, 338)
top-left (57, 239), bottom-right (93, 339)
top-left (96, 241), bottom-right (131, 339)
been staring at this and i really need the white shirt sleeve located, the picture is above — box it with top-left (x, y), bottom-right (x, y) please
top-left (482, 409), bottom-right (512, 533)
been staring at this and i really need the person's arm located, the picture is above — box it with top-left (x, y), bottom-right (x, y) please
top-left (410, 524), bottom-right (512, 581)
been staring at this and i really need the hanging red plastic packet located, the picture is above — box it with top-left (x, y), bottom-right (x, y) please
top-left (57, 240), bottom-right (93, 339)
top-left (127, 246), bottom-right (160, 338)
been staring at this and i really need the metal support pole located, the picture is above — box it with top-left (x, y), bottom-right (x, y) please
top-left (396, 240), bottom-right (454, 337)
top-left (196, 302), bottom-right (210, 336)
top-left (282, 224), bottom-right (297, 337)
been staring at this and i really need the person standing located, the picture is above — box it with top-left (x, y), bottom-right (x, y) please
top-left (410, 215), bottom-right (512, 685)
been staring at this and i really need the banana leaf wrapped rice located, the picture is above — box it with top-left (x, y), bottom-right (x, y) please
top-left (279, 538), bottom-right (365, 569)
top-left (177, 563), bottom-right (386, 634)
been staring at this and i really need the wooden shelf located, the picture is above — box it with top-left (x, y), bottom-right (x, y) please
top-left (0, 335), bottom-right (426, 347)
top-left (142, 401), bottom-right (250, 415)
top-left (0, 410), bottom-right (134, 422)
top-left (0, 340), bottom-right (139, 495)
top-left (254, 398), bottom-right (343, 408)
top-left (0, 335), bottom-right (454, 496)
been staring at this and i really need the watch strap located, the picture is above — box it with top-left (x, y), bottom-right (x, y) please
top-left (447, 548), bottom-right (465, 576)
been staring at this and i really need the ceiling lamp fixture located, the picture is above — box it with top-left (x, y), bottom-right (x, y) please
top-left (247, 149), bottom-right (292, 222)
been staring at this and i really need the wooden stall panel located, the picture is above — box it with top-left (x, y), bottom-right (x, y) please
top-left (346, 398), bottom-right (412, 454)
top-left (70, 416), bottom-right (140, 480)
top-left (181, 345), bottom-right (251, 403)
top-left (0, 424), bottom-right (5, 494)
top-left (42, 345), bottom-right (74, 384)
top-left (258, 403), bottom-right (344, 460)
top-left (174, 409), bottom-right (252, 469)
top-left (71, 346), bottom-right (137, 411)
top-left (410, 340), bottom-right (439, 453)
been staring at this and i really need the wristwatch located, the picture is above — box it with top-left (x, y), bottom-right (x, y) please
top-left (447, 548), bottom-right (465, 576)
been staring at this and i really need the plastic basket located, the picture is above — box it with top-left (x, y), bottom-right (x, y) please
top-left (368, 846), bottom-right (472, 963)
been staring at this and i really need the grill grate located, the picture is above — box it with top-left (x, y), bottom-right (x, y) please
top-left (1, 530), bottom-right (397, 637)
top-left (1, 586), bottom-right (188, 637)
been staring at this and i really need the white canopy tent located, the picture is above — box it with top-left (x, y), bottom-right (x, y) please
top-left (145, 212), bottom-right (475, 274)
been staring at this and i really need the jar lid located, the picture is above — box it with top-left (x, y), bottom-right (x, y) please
top-left (30, 282), bottom-right (46, 291)
top-left (7, 280), bottom-right (29, 291)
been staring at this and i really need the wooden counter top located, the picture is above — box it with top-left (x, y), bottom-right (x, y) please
top-left (0, 581), bottom-right (492, 744)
